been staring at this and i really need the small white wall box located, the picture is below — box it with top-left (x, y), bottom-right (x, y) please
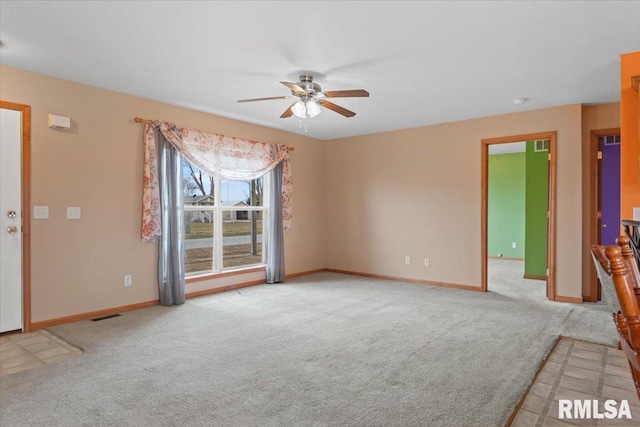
top-left (48, 114), bottom-right (71, 129)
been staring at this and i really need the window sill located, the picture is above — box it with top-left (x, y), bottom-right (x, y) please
top-left (185, 266), bottom-right (266, 284)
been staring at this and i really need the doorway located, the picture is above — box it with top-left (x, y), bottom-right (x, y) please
top-left (599, 135), bottom-right (621, 245)
top-left (588, 128), bottom-right (621, 302)
top-left (481, 131), bottom-right (557, 300)
top-left (0, 101), bottom-right (31, 333)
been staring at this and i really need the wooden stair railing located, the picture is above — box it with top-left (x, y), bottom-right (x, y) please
top-left (592, 244), bottom-right (621, 313)
top-left (620, 235), bottom-right (640, 290)
top-left (622, 220), bottom-right (640, 268)
top-left (591, 236), bottom-right (640, 311)
top-left (605, 241), bottom-right (640, 399)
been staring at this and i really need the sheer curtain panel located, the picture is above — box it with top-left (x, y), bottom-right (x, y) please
top-left (157, 130), bottom-right (186, 305)
top-left (266, 162), bottom-right (285, 283)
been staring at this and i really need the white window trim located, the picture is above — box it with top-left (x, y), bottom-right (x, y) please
top-left (183, 173), bottom-right (270, 276)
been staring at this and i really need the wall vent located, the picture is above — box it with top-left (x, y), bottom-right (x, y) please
top-left (602, 135), bottom-right (620, 146)
top-left (91, 313), bottom-right (121, 322)
top-left (534, 139), bottom-right (550, 152)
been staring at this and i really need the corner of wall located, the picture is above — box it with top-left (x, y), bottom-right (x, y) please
top-left (620, 52), bottom-right (640, 222)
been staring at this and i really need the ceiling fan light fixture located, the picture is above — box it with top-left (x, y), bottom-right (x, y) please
top-left (238, 75), bottom-right (366, 119)
top-left (291, 100), bottom-right (307, 118)
top-left (306, 100), bottom-right (321, 118)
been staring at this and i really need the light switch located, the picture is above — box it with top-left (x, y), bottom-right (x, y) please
top-left (67, 207), bottom-right (81, 220)
top-left (33, 206), bottom-right (49, 219)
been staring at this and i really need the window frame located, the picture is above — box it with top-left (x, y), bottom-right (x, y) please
top-left (183, 166), bottom-right (269, 279)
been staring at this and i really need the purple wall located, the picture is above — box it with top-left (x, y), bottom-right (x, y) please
top-left (601, 137), bottom-right (621, 245)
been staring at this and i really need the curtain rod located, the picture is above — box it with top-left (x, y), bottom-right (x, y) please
top-left (133, 117), bottom-right (295, 151)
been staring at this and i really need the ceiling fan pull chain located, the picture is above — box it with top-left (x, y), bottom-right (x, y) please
top-left (297, 118), bottom-right (309, 133)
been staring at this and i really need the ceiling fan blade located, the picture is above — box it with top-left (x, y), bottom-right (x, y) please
top-left (280, 81), bottom-right (306, 96)
top-left (322, 89), bottom-right (370, 98)
top-left (280, 103), bottom-right (296, 118)
top-left (237, 96), bottom-right (290, 103)
top-left (319, 100), bottom-right (356, 117)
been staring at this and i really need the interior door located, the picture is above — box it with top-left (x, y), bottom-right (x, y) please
top-left (599, 135), bottom-right (621, 246)
top-left (0, 107), bottom-right (23, 333)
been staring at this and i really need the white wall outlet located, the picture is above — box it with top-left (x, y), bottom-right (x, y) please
top-left (33, 206), bottom-right (49, 219)
top-left (124, 275), bottom-right (132, 287)
top-left (405, 256), bottom-right (411, 265)
top-left (511, 242), bottom-right (517, 249)
top-left (66, 207), bottom-right (81, 219)
top-left (424, 258), bottom-right (430, 267)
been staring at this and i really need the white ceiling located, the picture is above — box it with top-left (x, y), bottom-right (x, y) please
top-left (1, 1), bottom-right (639, 140)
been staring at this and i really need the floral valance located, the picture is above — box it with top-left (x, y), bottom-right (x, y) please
top-left (142, 121), bottom-right (292, 242)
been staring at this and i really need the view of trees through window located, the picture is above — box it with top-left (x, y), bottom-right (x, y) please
top-left (182, 160), bottom-right (266, 275)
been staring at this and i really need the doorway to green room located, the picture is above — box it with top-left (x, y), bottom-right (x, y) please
top-left (481, 132), bottom-right (557, 300)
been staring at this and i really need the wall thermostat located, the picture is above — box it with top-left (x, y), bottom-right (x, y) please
top-left (48, 114), bottom-right (71, 129)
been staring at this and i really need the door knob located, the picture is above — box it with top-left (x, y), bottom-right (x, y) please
top-left (603, 224), bottom-right (607, 228)
top-left (7, 210), bottom-right (16, 218)
top-left (7, 226), bottom-right (17, 234)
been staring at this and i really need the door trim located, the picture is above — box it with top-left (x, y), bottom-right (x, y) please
top-left (1, 101), bottom-right (32, 332)
top-left (481, 131), bottom-right (557, 300)
top-left (587, 128), bottom-right (620, 302)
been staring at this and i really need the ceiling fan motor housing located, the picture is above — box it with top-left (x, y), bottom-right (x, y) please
top-left (298, 75), bottom-right (321, 96)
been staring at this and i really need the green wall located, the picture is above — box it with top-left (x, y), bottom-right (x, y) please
top-left (524, 141), bottom-right (549, 277)
top-left (488, 153), bottom-right (526, 259)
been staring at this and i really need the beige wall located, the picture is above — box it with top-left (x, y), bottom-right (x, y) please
top-left (2, 63), bottom-right (617, 323)
top-left (325, 104), bottom-right (585, 298)
top-left (580, 103), bottom-right (620, 300)
top-left (0, 66), bottom-right (327, 323)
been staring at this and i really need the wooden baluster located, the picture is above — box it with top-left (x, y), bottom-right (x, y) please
top-left (615, 312), bottom-right (629, 350)
top-left (618, 235), bottom-right (640, 290)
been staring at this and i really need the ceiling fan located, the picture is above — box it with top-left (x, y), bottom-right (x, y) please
top-left (238, 74), bottom-right (369, 119)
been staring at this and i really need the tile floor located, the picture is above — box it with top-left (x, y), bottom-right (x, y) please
top-left (511, 337), bottom-right (640, 426)
top-left (0, 329), bottom-right (82, 376)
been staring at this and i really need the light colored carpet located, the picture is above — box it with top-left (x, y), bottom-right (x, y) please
top-left (0, 262), bottom-right (615, 426)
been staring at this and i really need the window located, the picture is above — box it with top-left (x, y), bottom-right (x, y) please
top-left (182, 160), bottom-right (267, 276)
